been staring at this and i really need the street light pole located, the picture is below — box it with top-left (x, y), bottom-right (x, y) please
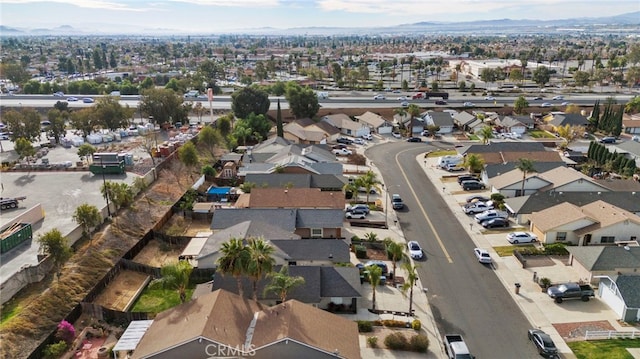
top-left (100, 157), bottom-right (111, 217)
top-left (383, 184), bottom-right (388, 226)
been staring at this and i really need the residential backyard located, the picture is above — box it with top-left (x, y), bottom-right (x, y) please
top-left (131, 285), bottom-right (195, 314)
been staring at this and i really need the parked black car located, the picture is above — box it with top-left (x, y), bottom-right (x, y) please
top-left (527, 329), bottom-right (558, 358)
top-left (337, 137), bottom-right (353, 144)
top-left (407, 137), bottom-right (422, 142)
top-left (461, 180), bottom-right (486, 191)
top-left (458, 175), bottom-right (479, 184)
top-left (481, 217), bottom-right (510, 228)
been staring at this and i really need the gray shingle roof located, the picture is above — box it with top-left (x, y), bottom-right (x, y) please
top-left (212, 209), bottom-right (297, 231)
top-left (505, 191), bottom-right (640, 215)
top-left (245, 173), bottom-right (313, 188)
top-left (567, 246), bottom-right (640, 271)
top-left (459, 141), bottom-right (546, 155)
top-left (296, 209), bottom-right (344, 228)
top-left (270, 239), bottom-right (350, 263)
top-left (549, 113), bottom-right (589, 127)
top-left (615, 275), bottom-right (640, 308)
top-left (485, 162), bottom-right (566, 179)
top-left (429, 112), bottom-right (454, 127)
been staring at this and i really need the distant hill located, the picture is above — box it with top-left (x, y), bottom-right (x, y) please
top-left (0, 25), bottom-right (24, 34)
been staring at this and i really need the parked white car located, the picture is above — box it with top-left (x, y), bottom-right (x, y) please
top-left (463, 202), bottom-right (494, 214)
top-left (474, 248), bottom-right (492, 264)
top-left (353, 138), bottom-right (366, 145)
top-left (361, 133), bottom-right (373, 140)
top-left (408, 241), bottom-right (423, 259)
top-left (506, 232), bottom-right (538, 244)
top-left (332, 148), bottom-right (353, 156)
top-left (392, 132), bottom-right (402, 139)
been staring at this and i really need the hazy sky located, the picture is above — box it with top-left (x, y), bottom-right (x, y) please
top-left (1, 0), bottom-right (638, 33)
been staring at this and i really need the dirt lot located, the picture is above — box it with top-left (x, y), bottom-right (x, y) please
top-left (133, 239), bottom-right (186, 267)
top-left (93, 270), bottom-right (149, 311)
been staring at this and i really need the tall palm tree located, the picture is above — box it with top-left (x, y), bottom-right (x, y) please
top-left (515, 158), bottom-right (536, 197)
top-left (401, 262), bottom-right (419, 315)
top-left (366, 264), bottom-right (383, 310)
top-left (360, 170), bottom-right (382, 204)
top-left (385, 238), bottom-right (407, 279)
top-left (263, 266), bottom-right (305, 302)
top-left (463, 154), bottom-right (485, 174)
top-left (246, 238), bottom-right (276, 300)
top-left (217, 238), bottom-right (249, 298)
top-left (150, 261), bottom-right (194, 303)
top-left (479, 125), bottom-right (494, 145)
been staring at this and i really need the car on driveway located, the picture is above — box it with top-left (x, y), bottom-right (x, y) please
top-left (361, 133), bottom-right (373, 140)
top-left (353, 138), bottom-right (366, 145)
top-left (481, 217), bottom-right (510, 228)
top-left (332, 148), bottom-right (353, 156)
top-left (82, 97), bottom-right (94, 103)
top-left (362, 260), bottom-right (388, 275)
top-left (446, 163), bottom-right (465, 172)
top-left (392, 132), bottom-right (402, 139)
top-left (337, 137), bottom-right (353, 144)
top-left (599, 136), bottom-right (616, 144)
top-left (506, 232), bottom-right (537, 244)
top-left (345, 209), bottom-right (367, 219)
top-left (407, 137), bottom-right (422, 142)
top-left (346, 204), bottom-right (370, 214)
top-left (458, 175), bottom-right (479, 185)
top-left (474, 248), bottom-right (492, 264)
top-left (461, 180), bottom-right (486, 191)
top-left (407, 241), bottom-right (423, 259)
top-left (463, 202), bottom-right (493, 214)
top-left (465, 194), bottom-right (490, 203)
top-left (527, 329), bottom-right (558, 357)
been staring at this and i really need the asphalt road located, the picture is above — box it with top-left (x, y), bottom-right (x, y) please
top-left (367, 141), bottom-right (540, 359)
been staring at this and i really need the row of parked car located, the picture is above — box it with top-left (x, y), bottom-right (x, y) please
top-left (456, 174), bottom-right (486, 191)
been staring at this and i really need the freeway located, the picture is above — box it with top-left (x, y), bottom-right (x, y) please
top-left (0, 93), bottom-right (635, 110)
top-left (367, 142), bottom-right (540, 358)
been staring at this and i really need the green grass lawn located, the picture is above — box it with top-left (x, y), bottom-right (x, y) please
top-left (1, 302), bottom-right (22, 325)
top-left (493, 245), bottom-right (537, 257)
top-left (131, 286), bottom-right (195, 314)
top-left (528, 130), bottom-right (556, 139)
top-left (568, 339), bottom-right (640, 359)
top-left (468, 134), bottom-right (479, 141)
top-left (426, 150), bottom-right (457, 158)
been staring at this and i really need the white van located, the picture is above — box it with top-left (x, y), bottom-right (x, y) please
top-left (317, 91), bottom-right (329, 99)
top-left (438, 155), bottom-right (463, 169)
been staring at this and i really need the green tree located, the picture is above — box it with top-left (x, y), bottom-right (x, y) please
top-left (1, 62), bottom-right (30, 85)
top-left (4, 109), bottom-right (41, 142)
top-left (72, 203), bottom-right (102, 241)
top-left (285, 84), bottom-right (320, 119)
top-left (139, 88), bottom-right (187, 126)
top-left (14, 138), bottom-right (36, 164)
top-left (479, 125), bottom-right (494, 145)
top-left (276, 99), bottom-right (284, 137)
top-left (366, 264), bottom-right (383, 310)
top-left (515, 158), bottom-right (536, 197)
top-left (198, 126), bottom-right (218, 156)
top-left (574, 71), bottom-right (591, 87)
top-left (401, 262), bottom-right (419, 315)
top-left (407, 104), bottom-right (421, 119)
top-left (263, 266), bottom-right (305, 302)
top-left (385, 239), bottom-right (407, 279)
top-left (246, 238), bottom-right (276, 300)
top-left (232, 121), bottom-right (253, 146)
top-left (69, 107), bottom-right (97, 137)
top-left (94, 96), bottom-right (131, 131)
top-left (359, 170), bottom-right (382, 204)
top-left (625, 96), bottom-right (640, 114)
top-left (532, 66), bottom-right (551, 88)
top-left (217, 238), bottom-right (250, 298)
top-left (150, 261), bottom-right (194, 303)
top-left (513, 96), bottom-right (529, 114)
top-left (231, 86), bottom-right (270, 119)
top-left (46, 109), bottom-right (68, 145)
top-left (37, 229), bottom-right (72, 280)
top-left (463, 153), bottom-right (485, 174)
top-left (178, 141), bottom-right (199, 178)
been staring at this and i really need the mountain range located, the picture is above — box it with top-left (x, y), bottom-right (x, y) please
top-left (1, 11), bottom-right (638, 36)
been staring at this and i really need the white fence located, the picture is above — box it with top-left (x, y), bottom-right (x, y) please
top-left (584, 330), bottom-right (640, 341)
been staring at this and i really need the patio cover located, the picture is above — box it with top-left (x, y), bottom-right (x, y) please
top-left (112, 320), bottom-right (154, 355)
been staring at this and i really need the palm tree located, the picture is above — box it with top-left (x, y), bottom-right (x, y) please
top-left (385, 239), bottom-right (407, 279)
top-left (150, 261), bottom-right (193, 303)
top-left (246, 238), bottom-right (276, 300)
top-left (360, 170), bottom-right (382, 204)
top-left (343, 177), bottom-right (362, 201)
top-left (263, 266), bottom-right (305, 302)
top-left (401, 262), bottom-right (419, 315)
top-left (479, 125), bottom-right (494, 145)
top-left (217, 238), bottom-right (249, 298)
top-left (463, 154), bottom-right (485, 174)
top-left (366, 264), bottom-right (383, 310)
top-left (515, 158), bottom-right (536, 197)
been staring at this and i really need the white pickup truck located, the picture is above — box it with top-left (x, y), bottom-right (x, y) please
top-left (444, 334), bottom-right (473, 359)
top-left (474, 209), bottom-right (509, 223)
top-left (463, 201), bottom-right (493, 214)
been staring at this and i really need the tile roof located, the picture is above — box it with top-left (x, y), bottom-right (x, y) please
top-left (567, 246), bottom-right (640, 271)
top-left (593, 178), bottom-right (640, 192)
top-left (505, 191), bottom-right (640, 215)
top-left (251, 300), bottom-right (361, 359)
top-left (131, 290), bottom-right (264, 359)
top-left (322, 114), bottom-right (352, 128)
top-left (574, 200), bottom-right (640, 235)
top-left (453, 111), bottom-right (476, 126)
top-left (530, 202), bottom-right (595, 232)
top-left (490, 169), bottom-right (547, 190)
top-left (243, 188), bottom-right (345, 209)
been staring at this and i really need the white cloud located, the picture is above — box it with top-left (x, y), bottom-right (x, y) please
top-left (2, 0), bottom-right (145, 11)
top-left (168, 0), bottom-right (280, 6)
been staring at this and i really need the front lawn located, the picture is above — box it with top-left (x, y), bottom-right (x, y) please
top-left (568, 339), bottom-right (640, 359)
top-left (493, 245), bottom-right (537, 257)
top-left (528, 130), bottom-right (556, 139)
top-left (426, 150), bottom-right (457, 158)
top-left (131, 286), bottom-right (195, 314)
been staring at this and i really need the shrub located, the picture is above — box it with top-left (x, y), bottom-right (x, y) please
top-left (43, 340), bottom-right (68, 359)
top-left (381, 319), bottom-right (407, 328)
top-left (384, 332), bottom-right (409, 350)
top-left (412, 319), bottom-right (422, 331)
top-left (543, 243), bottom-right (569, 255)
top-left (55, 320), bottom-right (76, 345)
top-left (355, 245), bottom-right (368, 259)
top-left (410, 334), bottom-right (430, 352)
top-left (351, 235), bottom-right (361, 243)
top-left (539, 277), bottom-right (552, 288)
top-left (367, 336), bottom-right (378, 348)
top-left (201, 165), bottom-right (216, 177)
top-left (357, 320), bottom-right (373, 333)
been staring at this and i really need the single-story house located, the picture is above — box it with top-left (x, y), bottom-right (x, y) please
top-left (355, 111), bottom-right (393, 134)
top-left (544, 113), bottom-right (589, 131)
top-left (453, 111), bottom-right (476, 131)
top-left (495, 116), bottom-right (527, 135)
top-left (567, 246), bottom-right (640, 284)
top-left (322, 114), bottom-right (371, 138)
top-left (597, 275), bottom-right (640, 322)
top-left (283, 119), bottom-right (339, 144)
top-left (622, 114), bottom-right (640, 135)
top-left (423, 111), bottom-right (454, 134)
top-left (129, 289), bottom-right (362, 359)
top-left (529, 200), bottom-right (640, 246)
top-left (234, 188), bottom-right (345, 209)
top-left (244, 173), bottom-right (347, 191)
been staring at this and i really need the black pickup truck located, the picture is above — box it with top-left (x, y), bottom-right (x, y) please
top-left (547, 282), bottom-right (595, 303)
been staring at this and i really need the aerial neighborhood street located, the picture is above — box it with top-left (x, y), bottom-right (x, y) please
top-left (2, 2), bottom-right (640, 359)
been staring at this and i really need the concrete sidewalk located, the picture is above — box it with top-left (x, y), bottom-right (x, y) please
top-left (418, 154), bottom-right (629, 359)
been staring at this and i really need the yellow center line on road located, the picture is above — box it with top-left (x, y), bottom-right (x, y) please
top-left (395, 149), bottom-right (453, 263)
